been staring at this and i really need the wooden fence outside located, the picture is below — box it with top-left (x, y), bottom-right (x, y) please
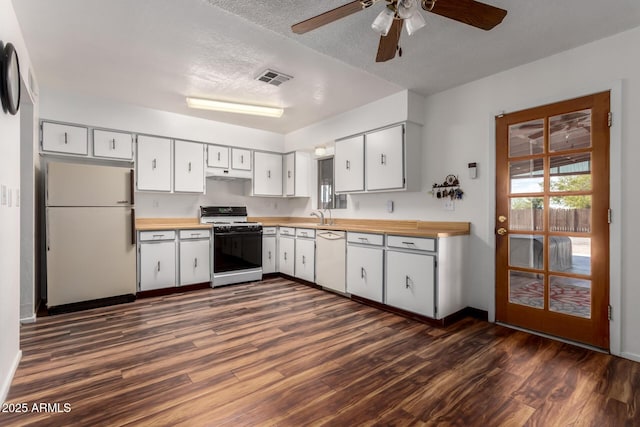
top-left (510, 208), bottom-right (591, 232)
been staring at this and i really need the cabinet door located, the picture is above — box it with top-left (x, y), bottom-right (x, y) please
top-left (137, 135), bottom-right (172, 192)
top-left (42, 122), bottom-right (88, 155)
top-left (140, 241), bottom-right (176, 291)
top-left (386, 251), bottom-right (435, 317)
top-left (174, 140), bottom-right (204, 193)
top-left (366, 125), bottom-right (404, 191)
top-left (254, 152), bottom-right (283, 196)
top-left (295, 238), bottom-right (315, 282)
top-left (334, 135), bottom-right (364, 193)
top-left (346, 245), bottom-right (383, 302)
top-left (263, 236), bottom-right (277, 274)
top-left (179, 239), bottom-right (211, 285)
top-left (207, 145), bottom-right (229, 168)
top-left (94, 129), bottom-right (133, 160)
top-left (285, 152), bottom-right (295, 196)
top-left (278, 236), bottom-right (295, 276)
top-left (231, 148), bottom-right (252, 170)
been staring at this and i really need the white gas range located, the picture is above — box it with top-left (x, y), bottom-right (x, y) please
top-left (200, 206), bottom-right (263, 287)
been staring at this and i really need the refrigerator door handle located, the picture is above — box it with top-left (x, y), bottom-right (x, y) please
top-left (131, 208), bottom-right (136, 245)
top-left (129, 169), bottom-right (135, 205)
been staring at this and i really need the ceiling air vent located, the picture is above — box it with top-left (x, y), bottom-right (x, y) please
top-left (255, 69), bottom-right (293, 87)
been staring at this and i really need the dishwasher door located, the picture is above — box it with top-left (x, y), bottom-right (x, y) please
top-left (316, 230), bottom-right (346, 293)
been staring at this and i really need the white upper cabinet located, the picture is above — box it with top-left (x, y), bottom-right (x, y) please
top-left (93, 129), bottom-right (134, 160)
top-left (253, 151), bottom-right (283, 196)
top-left (334, 134), bottom-right (365, 193)
top-left (366, 125), bottom-right (404, 191)
top-left (42, 122), bottom-right (88, 156)
top-left (231, 148), bottom-right (252, 171)
top-left (174, 140), bottom-right (204, 193)
top-left (334, 122), bottom-right (421, 194)
top-left (136, 135), bottom-right (172, 192)
top-left (285, 151), bottom-right (311, 197)
top-left (207, 145), bottom-right (229, 169)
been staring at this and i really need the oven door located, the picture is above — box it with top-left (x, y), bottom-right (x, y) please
top-left (213, 229), bottom-right (262, 273)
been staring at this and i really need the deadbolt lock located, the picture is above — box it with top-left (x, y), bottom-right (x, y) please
top-left (498, 215), bottom-right (507, 223)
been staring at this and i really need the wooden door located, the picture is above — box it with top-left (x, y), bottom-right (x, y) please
top-left (495, 91), bottom-right (610, 349)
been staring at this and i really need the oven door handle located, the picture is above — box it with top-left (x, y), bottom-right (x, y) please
top-left (214, 231), bottom-right (263, 236)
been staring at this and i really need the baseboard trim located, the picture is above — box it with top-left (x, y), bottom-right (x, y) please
top-left (1, 350), bottom-right (22, 404)
top-left (621, 352), bottom-right (640, 363)
top-left (137, 283), bottom-right (210, 299)
top-left (20, 314), bottom-right (36, 324)
top-left (47, 294), bottom-right (136, 315)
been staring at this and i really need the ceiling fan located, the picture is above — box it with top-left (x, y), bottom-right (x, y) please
top-left (291, 0), bottom-right (507, 62)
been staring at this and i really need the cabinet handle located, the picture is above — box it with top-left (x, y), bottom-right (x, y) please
top-left (64, 132), bottom-right (68, 144)
top-left (267, 170), bottom-right (271, 179)
top-left (405, 275), bottom-right (410, 288)
top-left (284, 252), bottom-right (287, 261)
top-left (111, 138), bottom-right (116, 150)
top-left (402, 241), bottom-right (416, 246)
top-left (194, 258), bottom-right (198, 268)
top-left (241, 154), bottom-right (244, 164)
top-left (302, 255), bottom-right (306, 265)
top-left (152, 158), bottom-right (157, 170)
top-left (152, 234), bottom-right (164, 238)
top-left (358, 237), bottom-right (369, 242)
top-left (157, 261), bottom-right (161, 272)
top-left (268, 251), bottom-right (272, 260)
top-left (381, 154), bottom-right (386, 165)
top-left (188, 161), bottom-right (192, 172)
top-left (191, 233), bottom-right (201, 237)
top-left (288, 170), bottom-right (292, 179)
top-left (217, 152), bottom-right (221, 161)
top-left (361, 267), bottom-right (365, 279)
top-left (346, 160), bottom-right (350, 170)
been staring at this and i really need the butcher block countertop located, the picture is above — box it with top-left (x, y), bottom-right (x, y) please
top-left (136, 218), bottom-right (212, 231)
top-left (136, 217), bottom-right (470, 237)
top-left (251, 217), bottom-right (470, 238)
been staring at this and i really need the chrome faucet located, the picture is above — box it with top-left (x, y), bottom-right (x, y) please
top-left (310, 210), bottom-right (325, 225)
top-left (324, 208), bottom-right (333, 226)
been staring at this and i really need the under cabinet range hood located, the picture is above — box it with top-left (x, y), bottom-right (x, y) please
top-left (205, 167), bottom-right (252, 181)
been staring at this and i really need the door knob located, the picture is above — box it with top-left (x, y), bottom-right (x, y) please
top-left (498, 215), bottom-right (507, 223)
top-left (496, 227), bottom-right (507, 236)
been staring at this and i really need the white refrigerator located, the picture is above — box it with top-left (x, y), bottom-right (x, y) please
top-left (46, 160), bottom-right (136, 309)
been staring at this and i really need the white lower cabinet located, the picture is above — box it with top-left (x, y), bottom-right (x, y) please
top-left (295, 231), bottom-right (315, 282)
top-left (278, 234), bottom-right (295, 276)
top-left (139, 239), bottom-right (176, 291)
top-left (179, 238), bottom-right (211, 285)
top-left (262, 227), bottom-right (277, 274)
top-left (346, 245), bottom-right (384, 303)
top-left (386, 250), bottom-right (435, 318)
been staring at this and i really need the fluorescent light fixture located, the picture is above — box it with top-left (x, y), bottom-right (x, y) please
top-left (186, 97), bottom-right (284, 118)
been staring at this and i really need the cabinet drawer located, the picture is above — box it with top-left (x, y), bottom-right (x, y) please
top-left (296, 228), bottom-right (315, 238)
top-left (42, 122), bottom-right (88, 155)
top-left (347, 232), bottom-right (384, 246)
top-left (179, 229), bottom-right (211, 239)
top-left (139, 230), bottom-right (176, 241)
top-left (263, 227), bottom-right (277, 235)
top-left (93, 129), bottom-right (133, 160)
top-left (279, 227), bottom-right (295, 236)
top-left (387, 235), bottom-right (435, 252)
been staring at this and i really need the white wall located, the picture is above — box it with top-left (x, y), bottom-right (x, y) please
top-left (285, 26), bottom-right (640, 360)
top-left (0, 0), bottom-right (38, 403)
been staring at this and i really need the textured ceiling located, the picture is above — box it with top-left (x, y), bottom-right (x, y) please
top-left (12, 0), bottom-right (640, 133)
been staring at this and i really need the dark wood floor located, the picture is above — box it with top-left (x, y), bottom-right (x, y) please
top-left (2, 277), bottom-right (639, 426)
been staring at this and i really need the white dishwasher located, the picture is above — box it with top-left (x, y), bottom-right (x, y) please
top-left (316, 230), bottom-right (346, 293)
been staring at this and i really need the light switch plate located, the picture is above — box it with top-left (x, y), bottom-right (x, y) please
top-left (444, 199), bottom-right (455, 211)
top-left (1, 184), bottom-right (6, 206)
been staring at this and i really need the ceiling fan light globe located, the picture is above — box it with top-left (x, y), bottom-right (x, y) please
top-left (397, 0), bottom-right (417, 19)
top-left (405, 10), bottom-right (426, 35)
top-left (371, 7), bottom-right (395, 36)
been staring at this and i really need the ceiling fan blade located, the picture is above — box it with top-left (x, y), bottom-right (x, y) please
top-left (427, 0), bottom-right (507, 30)
top-left (291, 1), bottom-right (366, 34)
top-left (376, 18), bottom-right (403, 62)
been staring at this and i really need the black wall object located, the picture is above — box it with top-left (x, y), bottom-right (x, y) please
top-left (0, 41), bottom-right (21, 115)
